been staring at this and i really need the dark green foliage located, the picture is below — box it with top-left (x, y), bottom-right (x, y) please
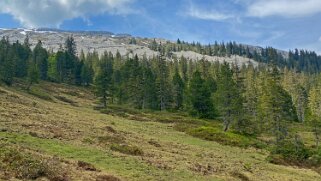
top-left (155, 53), bottom-right (172, 111)
top-left (32, 41), bottom-right (48, 80)
top-left (172, 68), bottom-right (184, 110)
top-left (188, 71), bottom-right (216, 119)
top-left (94, 52), bottom-right (114, 108)
top-left (0, 37), bottom-right (14, 85)
top-left (267, 137), bottom-right (315, 166)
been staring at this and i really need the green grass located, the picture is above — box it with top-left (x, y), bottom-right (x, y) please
top-left (0, 132), bottom-right (216, 181)
top-left (102, 105), bottom-right (266, 149)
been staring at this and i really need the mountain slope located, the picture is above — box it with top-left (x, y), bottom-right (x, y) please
top-left (0, 81), bottom-right (320, 181)
top-left (0, 28), bottom-right (258, 66)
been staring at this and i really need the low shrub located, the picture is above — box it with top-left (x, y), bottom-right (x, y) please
top-left (110, 144), bottom-right (143, 156)
top-left (267, 138), bottom-right (321, 167)
top-left (0, 146), bottom-right (68, 180)
top-left (28, 87), bottom-right (52, 101)
top-left (98, 135), bottom-right (125, 144)
top-left (54, 95), bottom-right (76, 105)
top-left (187, 126), bottom-right (266, 149)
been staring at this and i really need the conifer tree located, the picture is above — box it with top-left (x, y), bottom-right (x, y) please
top-left (94, 52), bottom-right (114, 108)
top-left (308, 82), bottom-right (321, 147)
top-left (215, 62), bottom-right (242, 132)
top-left (27, 60), bottom-right (40, 90)
top-left (258, 65), bottom-right (297, 142)
top-left (172, 68), bottom-right (184, 110)
top-left (0, 37), bottom-right (14, 85)
top-left (189, 71), bottom-right (215, 118)
top-left (33, 40), bottom-right (48, 80)
top-left (155, 52), bottom-right (171, 111)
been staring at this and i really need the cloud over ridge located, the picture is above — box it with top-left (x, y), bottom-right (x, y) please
top-left (0, 0), bottom-right (134, 28)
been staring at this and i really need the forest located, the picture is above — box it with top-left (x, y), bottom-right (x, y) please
top-left (1, 35), bottom-right (321, 167)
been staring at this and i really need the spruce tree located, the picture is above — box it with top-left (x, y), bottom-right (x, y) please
top-left (172, 68), bottom-right (184, 110)
top-left (215, 62), bottom-right (242, 132)
top-left (0, 37), bottom-right (14, 85)
top-left (189, 71), bottom-right (215, 118)
top-left (33, 40), bottom-right (48, 80)
top-left (27, 60), bottom-right (40, 90)
top-left (155, 52), bottom-right (171, 111)
top-left (94, 52), bottom-right (113, 108)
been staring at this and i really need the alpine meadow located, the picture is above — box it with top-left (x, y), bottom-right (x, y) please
top-left (1, 0), bottom-right (321, 181)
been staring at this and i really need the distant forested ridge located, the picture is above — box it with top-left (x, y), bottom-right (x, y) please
top-left (149, 39), bottom-right (321, 74)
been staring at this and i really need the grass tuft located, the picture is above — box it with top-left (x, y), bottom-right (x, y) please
top-left (110, 144), bottom-right (144, 156)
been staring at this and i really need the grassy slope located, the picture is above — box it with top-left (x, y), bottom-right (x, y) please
top-left (0, 81), bottom-right (320, 181)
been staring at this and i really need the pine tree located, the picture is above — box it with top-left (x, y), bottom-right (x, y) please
top-left (0, 37), bottom-right (14, 85)
top-left (33, 40), bottom-right (48, 80)
top-left (155, 52), bottom-right (171, 111)
top-left (27, 60), bottom-right (40, 90)
top-left (189, 71), bottom-right (215, 118)
top-left (243, 63), bottom-right (260, 134)
top-left (94, 52), bottom-right (114, 108)
top-left (215, 62), bottom-right (242, 132)
top-left (172, 68), bottom-right (184, 110)
top-left (64, 36), bottom-right (78, 84)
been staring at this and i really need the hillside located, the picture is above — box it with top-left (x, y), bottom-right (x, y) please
top-left (0, 81), bottom-right (320, 181)
top-left (0, 28), bottom-right (258, 66)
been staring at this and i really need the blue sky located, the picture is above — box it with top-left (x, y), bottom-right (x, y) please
top-left (1, 0), bottom-right (321, 53)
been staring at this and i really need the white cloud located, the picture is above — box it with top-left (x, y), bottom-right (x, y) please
top-left (246, 0), bottom-right (321, 18)
top-left (186, 5), bottom-right (233, 21)
top-left (0, 0), bottom-right (134, 28)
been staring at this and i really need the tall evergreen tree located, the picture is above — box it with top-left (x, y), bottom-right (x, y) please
top-left (155, 52), bottom-right (171, 111)
top-left (33, 40), bottom-right (48, 80)
top-left (27, 60), bottom-right (40, 90)
top-left (172, 68), bottom-right (184, 110)
top-left (215, 62), bottom-right (242, 132)
top-left (189, 71), bottom-right (215, 118)
top-left (0, 37), bottom-right (14, 85)
top-left (94, 52), bottom-right (113, 108)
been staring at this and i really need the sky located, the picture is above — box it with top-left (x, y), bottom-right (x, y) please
top-left (1, 0), bottom-right (321, 53)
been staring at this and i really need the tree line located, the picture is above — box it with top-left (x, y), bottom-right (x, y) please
top-left (149, 39), bottom-right (321, 74)
top-left (0, 36), bottom-right (320, 145)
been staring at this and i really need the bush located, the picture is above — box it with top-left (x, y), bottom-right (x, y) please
top-left (267, 138), bottom-right (315, 167)
top-left (0, 146), bottom-right (68, 180)
top-left (110, 144), bottom-right (143, 156)
top-left (187, 126), bottom-right (266, 149)
top-left (28, 87), bottom-right (52, 100)
top-left (308, 148), bottom-right (321, 166)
